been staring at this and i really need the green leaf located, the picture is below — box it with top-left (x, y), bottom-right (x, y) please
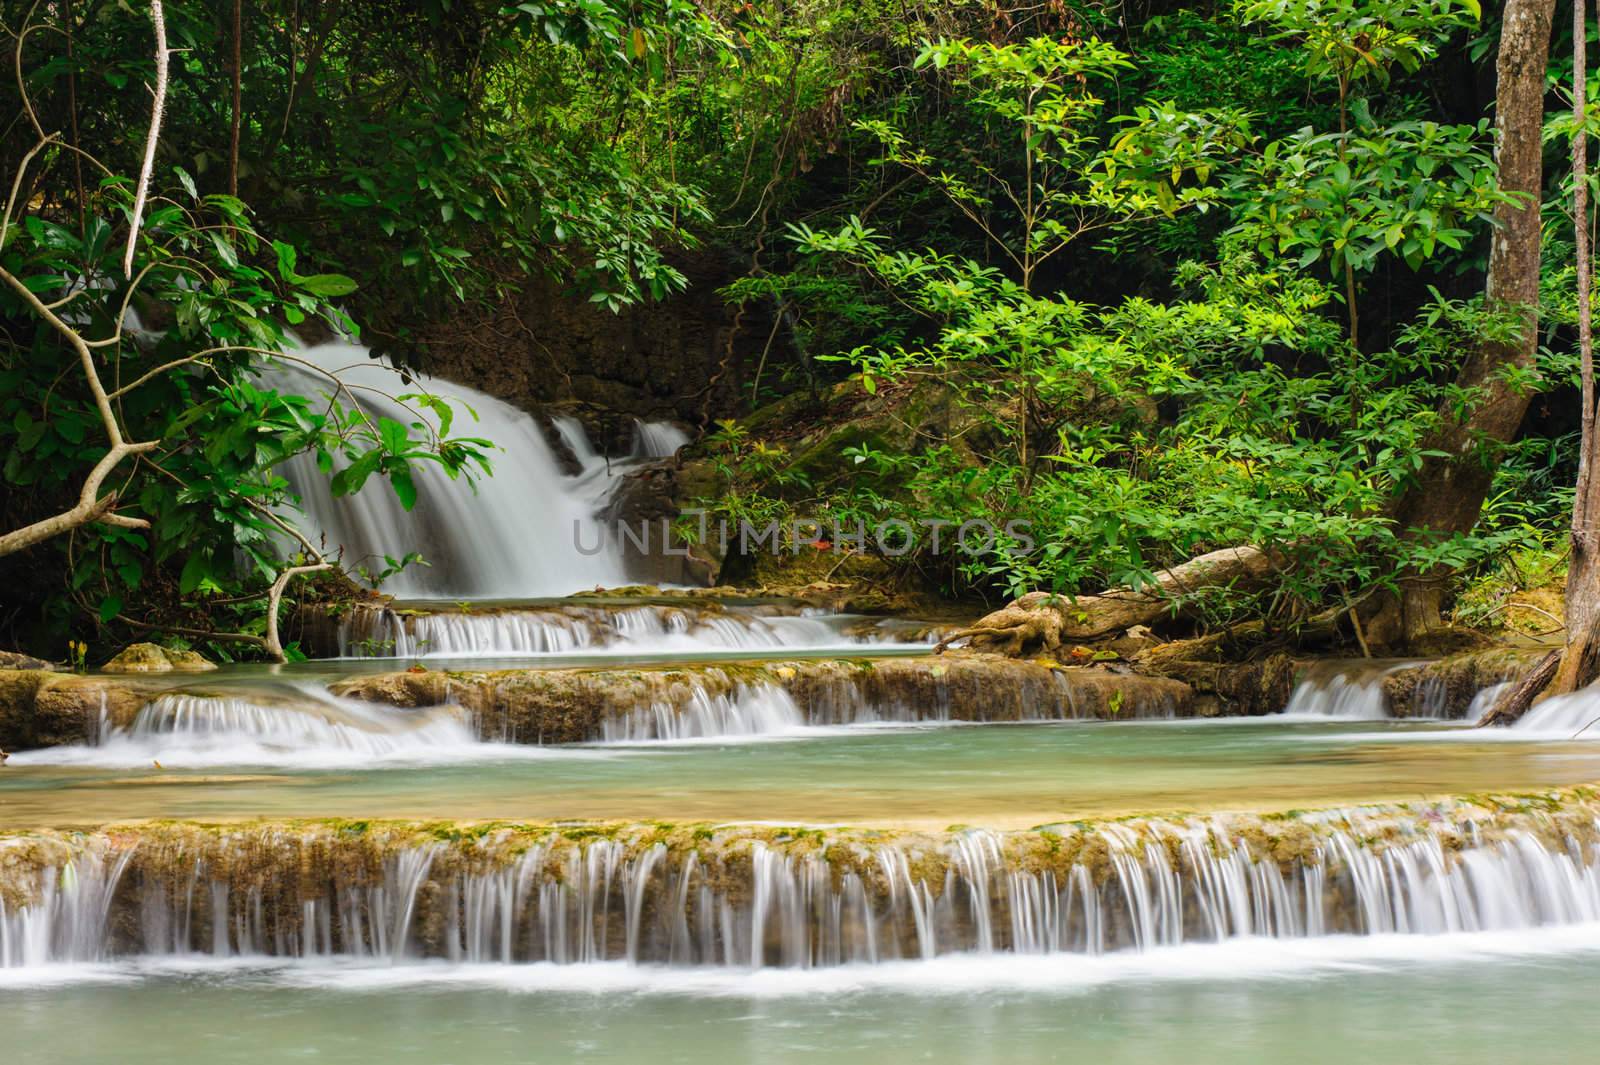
top-left (98, 596), bottom-right (123, 624)
top-left (390, 468), bottom-right (418, 511)
top-left (378, 417), bottom-right (409, 455)
top-left (179, 552), bottom-right (211, 595)
top-left (273, 240), bottom-right (299, 282)
top-left (297, 274), bottom-right (359, 298)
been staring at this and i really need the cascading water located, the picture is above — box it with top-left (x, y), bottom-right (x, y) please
top-left (7, 803), bottom-right (1600, 969)
top-left (264, 342), bottom-right (660, 598)
top-left (315, 600), bottom-right (936, 659)
top-left (631, 418), bottom-right (689, 459)
top-left (12, 687), bottom-right (493, 768)
top-left (1513, 683), bottom-right (1600, 737)
top-left (598, 683), bottom-right (804, 742)
top-left (1280, 659), bottom-right (1422, 719)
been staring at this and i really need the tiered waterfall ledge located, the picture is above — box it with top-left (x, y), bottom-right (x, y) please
top-left (329, 656), bottom-right (1196, 742)
top-left (4, 786), bottom-right (1600, 968)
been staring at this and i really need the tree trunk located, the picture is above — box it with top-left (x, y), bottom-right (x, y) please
top-left (1375, 0), bottom-right (1555, 646)
top-left (937, 546), bottom-right (1279, 657)
top-left (1548, 0), bottom-right (1600, 699)
top-left (1481, 0), bottom-right (1600, 727)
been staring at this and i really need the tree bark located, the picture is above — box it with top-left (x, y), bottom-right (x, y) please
top-left (1552, 0), bottom-right (1600, 698)
top-left (937, 546), bottom-right (1278, 657)
top-left (1481, 0), bottom-right (1600, 727)
top-left (1376, 0), bottom-right (1555, 646)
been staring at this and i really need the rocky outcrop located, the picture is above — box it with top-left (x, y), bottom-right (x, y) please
top-left (1381, 648), bottom-right (1544, 719)
top-left (419, 251), bottom-right (780, 440)
top-left (101, 643), bottom-right (216, 674)
top-left (332, 655), bottom-right (1195, 742)
top-left (1129, 626), bottom-right (1299, 717)
top-left (0, 671), bottom-right (149, 749)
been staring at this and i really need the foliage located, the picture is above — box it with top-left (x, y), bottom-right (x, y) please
top-left (0, 152), bottom-right (491, 651)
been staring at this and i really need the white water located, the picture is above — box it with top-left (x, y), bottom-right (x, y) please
top-left (266, 342), bottom-right (642, 598)
top-left (1280, 660), bottom-right (1422, 719)
top-left (330, 603), bottom-right (931, 659)
top-left (632, 418), bottom-right (690, 459)
top-left (599, 683), bottom-right (805, 742)
top-left (6, 688), bottom-right (568, 769)
top-left (1513, 683), bottom-right (1600, 738)
top-left (8, 817), bottom-right (1600, 970)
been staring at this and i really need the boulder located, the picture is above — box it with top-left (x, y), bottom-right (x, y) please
top-left (0, 671), bottom-right (148, 750)
top-left (102, 643), bottom-right (216, 674)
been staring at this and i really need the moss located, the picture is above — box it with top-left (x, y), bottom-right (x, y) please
top-left (101, 643), bottom-right (216, 674)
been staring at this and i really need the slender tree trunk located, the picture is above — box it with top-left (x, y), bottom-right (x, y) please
top-left (1374, 0), bottom-right (1555, 647)
top-left (1483, 0), bottom-right (1600, 726)
top-left (229, 0), bottom-right (242, 198)
top-left (1553, 0), bottom-right (1600, 695)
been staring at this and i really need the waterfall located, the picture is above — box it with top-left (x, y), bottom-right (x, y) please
top-left (1514, 684), bottom-right (1600, 737)
top-left (1280, 660), bottom-right (1421, 719)
top-left (7, 804), bottom-right (1600, 969)
top-left (12, 688), bottom-right (488, 768)
top-left (314, 600), bottom-right (933, 658)
top-left (598, 683), bottom-right (804, 742)
top-left (263, 342), bottom-right (630, 598)
top-left (631, 418), bottom-right (689, 459)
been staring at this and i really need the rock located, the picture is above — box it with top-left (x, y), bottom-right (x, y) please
top-left (0, 671), bottom-right (148, 750)
top-left (1131, 627), bottom-right (1298, 717)
top-left (0, 650), bottom-right (54, 671)
top-left (101, 643), bottom-right (216, 674)
top-left (334, 655), bottom-right (1197, 742)
top-left (1381, 648), bottom-right (1542, 719)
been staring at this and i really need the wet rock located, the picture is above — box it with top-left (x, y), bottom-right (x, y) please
top-left (5, 785), bottom-right (1600, 965)
top-left (1381, 649), bottom-right (1542, 719)
top-left (0, 672), bottom-right (148, 750)
top-left (0, 650), bottom-right (54, 671)
top-left (1131, 629), bottom-right (1298, 717)
top-left (334, 655), bottom-right (1196, 741)
top-left (101, 643), bottom-right (216, 674)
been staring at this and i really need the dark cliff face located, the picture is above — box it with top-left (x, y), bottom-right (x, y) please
top-left (418, 251), bottom-right (783, 450)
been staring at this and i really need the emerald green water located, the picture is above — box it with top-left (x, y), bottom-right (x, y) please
top-left (7, 935), bottom-right (1600, 1064)
top-left (6, 717), bottom-right (1598, 829)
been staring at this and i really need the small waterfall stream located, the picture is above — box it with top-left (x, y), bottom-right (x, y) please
top-left (265, 343), bottom-right (684, 599)
top-left (311, 601), bottom-right (936, 659)
top-left (6, 804), bottom-right (1600, 969)
top-left (1281, 660), bottom-right (1422, 719)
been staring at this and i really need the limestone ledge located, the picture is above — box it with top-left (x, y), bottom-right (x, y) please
top-left (330, 655), bottom-right (1197, 743)
top-left (1, 785), bottom-right (1595, 915)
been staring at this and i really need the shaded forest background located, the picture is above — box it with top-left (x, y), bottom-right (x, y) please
top-left (0, 0), bottom-right (1590, 666)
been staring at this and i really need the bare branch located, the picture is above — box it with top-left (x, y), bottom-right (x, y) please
top-left (124, 0), bottom-right (170, 279)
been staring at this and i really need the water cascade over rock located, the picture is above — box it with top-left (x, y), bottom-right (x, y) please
top-left (1280, 660), bottom-right (1422, 719)
top-left (9, 687), bottom-right (487, 768)
top-left (4, 790), bottom-right (1600, 969)
top-left (332, 658), bottom-right (1196, 743)
top-left (265, 343), bottom-right (685, 599)
top-left (1279, 652), bottom-right (1537, 721)
top-left (297, 599), bottom-right (941, 659)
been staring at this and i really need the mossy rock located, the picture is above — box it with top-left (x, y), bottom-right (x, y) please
top-left (1381, 648), bottom-right (1543, 719)
top-left (0, 671), bottom-right (149, 750)
top-left (101, 643), bottom-right (216, 674)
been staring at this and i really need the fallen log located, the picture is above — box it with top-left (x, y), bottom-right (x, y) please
top-left (937, 546), bottom-right (1277, 657)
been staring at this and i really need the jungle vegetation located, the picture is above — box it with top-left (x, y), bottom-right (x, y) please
top-left (1, 0), bottom-right (1597, 697)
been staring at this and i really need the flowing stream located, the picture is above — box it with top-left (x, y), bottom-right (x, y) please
top-left (265, 342), bottom-right (687, 598)
top-left (6, 356), bottom-right (1600, 1062)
